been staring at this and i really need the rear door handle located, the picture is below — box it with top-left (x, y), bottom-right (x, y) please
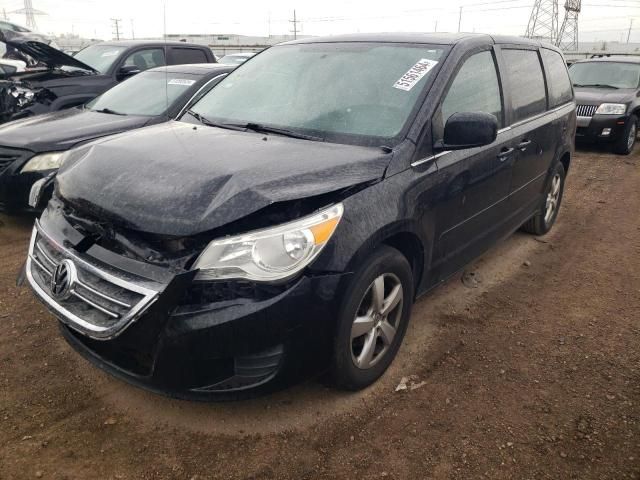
top-left (517, 139), bottom-right (532, 151)
top-left (497, 147), bottom-right (515, 161)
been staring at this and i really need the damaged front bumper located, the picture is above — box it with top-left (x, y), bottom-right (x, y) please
top-left (25, 211), bottom-right (346, 399)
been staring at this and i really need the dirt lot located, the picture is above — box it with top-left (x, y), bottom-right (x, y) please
top-left (0, 147), bottom-right (639, 480)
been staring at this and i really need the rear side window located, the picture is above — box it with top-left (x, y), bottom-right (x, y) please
top-left (171, 48), bottom-right (209, 64)
top-left (541, 49), bottom-right (573, 107)
top-left (440, 50), bottom-right (503, 129)
top-left (123, 48), bottom-right (166, 71)
top-left (502, 49), bottom-right (547, 122)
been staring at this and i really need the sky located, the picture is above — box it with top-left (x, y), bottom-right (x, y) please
top-left (2, 0), bottom-right (640, 45)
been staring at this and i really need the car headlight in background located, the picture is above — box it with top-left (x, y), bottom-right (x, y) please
top-left (21, 152), bottom-right (67, 173)
top-left (595, 103), bottom-right (627, 115)
top-left (193, 203), bottom-right (344, 282)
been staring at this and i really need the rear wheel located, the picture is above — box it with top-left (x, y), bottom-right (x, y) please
top-left (613, 115), bottom-right (637, 155)
top-left (521, 161), bottom-right (566, 236)
top-left (330, 246), bottom-right (414, 390)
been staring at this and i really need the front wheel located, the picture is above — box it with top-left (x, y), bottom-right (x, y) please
top-left (330, 246), bottom-right (414, 390)
top-left (521, 161), bottom-right (566, 236)
top-left (613, 115), bottom-right (637, 155)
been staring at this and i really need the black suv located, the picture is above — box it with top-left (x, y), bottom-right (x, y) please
top-left (569, 56), bottom-right (640, 154)
top-left (24, 33), bottom-right (575, 399)
top-left (0, 30), bottom-right (216, 122)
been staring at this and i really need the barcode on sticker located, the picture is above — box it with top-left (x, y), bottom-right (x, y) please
top-left (393, 59), bottom-right (439, 91)
top-left (168, 79), bottom-right (196, 86)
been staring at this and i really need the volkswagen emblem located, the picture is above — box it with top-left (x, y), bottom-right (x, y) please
top-left (50, 259), bottom-right (76, 301)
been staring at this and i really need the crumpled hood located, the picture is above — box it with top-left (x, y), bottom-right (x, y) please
top-left (574, 87), bottom-right (635, 105)
top-left (0, 29), bottom-right (96, 72)
top-left (56, 121), bottom-right (392, 236)
top-left (0, 108), bottom-right (151, 152)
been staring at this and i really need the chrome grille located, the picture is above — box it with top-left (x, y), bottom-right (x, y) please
top-left (576, 104), bottom-right (598, 117)
top-left (26, 220), bottom-right (162, 339)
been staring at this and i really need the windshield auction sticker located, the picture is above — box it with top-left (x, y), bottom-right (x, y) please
top-left (168, 79), bottom-right (196, 86)
top-left (393, 59), bottom-right (439, 91)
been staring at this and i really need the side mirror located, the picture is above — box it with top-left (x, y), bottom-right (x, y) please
top-left (0, 64), bottom-right (17, 79)
top-left (117, 65), bottom-right (141, 80)
top-left (439, 112), bottom-right (498, 150)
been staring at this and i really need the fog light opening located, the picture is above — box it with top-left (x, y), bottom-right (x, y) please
top-left (601, 128), bottom-right (612, 137)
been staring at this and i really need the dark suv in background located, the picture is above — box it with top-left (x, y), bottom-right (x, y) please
top-left (569, 56), bottom-right (640, 154)
top-left (0, 30), bottom-right (216, 122)
top-left (24, 33), bottom-right (575, 399)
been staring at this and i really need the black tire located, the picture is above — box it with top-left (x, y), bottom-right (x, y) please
top-left (330, 245), bottom-right (414, 390)
top-left (613, 115), bottom-right (637, 155)
top-left (521, 161), bottom-right (566, 236)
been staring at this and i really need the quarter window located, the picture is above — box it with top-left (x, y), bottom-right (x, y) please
top-left (440, 50), bottom-right (503, 131)
top-left (541, 49), bottom-right (573, 107)
top-left (502, 49), bottom-right (547, 122)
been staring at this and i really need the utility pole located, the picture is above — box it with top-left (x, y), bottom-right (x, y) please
top-left (131, 19), bottom-right (135, 40)
top-left (267, 11), bottom-right (271, 38)
top-left (111, 18), bottom-right (122, 41)
top-left (434, 20), bottom-right (438, 32)
top-left (458, 6), bottom-right (462, 32)
top-left (289, 10), bottom-right (299, 39)
top-left (2, 9), bottom-right (7, 20)
top-left (627, 19), bottom-right (634, 44)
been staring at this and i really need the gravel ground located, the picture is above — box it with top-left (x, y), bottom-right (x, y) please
top-left (0, 147), bottom-right (638, 480)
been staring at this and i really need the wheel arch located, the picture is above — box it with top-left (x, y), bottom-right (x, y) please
top-left (558, 150), bottom-right (571, 174)
top-left (340, 221), bottom-right (429, 300)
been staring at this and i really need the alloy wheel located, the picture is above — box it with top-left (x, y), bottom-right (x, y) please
top-left (544, 173), bottom-right (561, 225)
top-left (628, 122), bottom-right (637, 151)
top-left (350, 273), bottom-right (404, 369)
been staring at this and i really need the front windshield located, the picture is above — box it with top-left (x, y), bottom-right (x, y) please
top-left (86, 71), bottom-right (200, 116)
top-left (70, 44), bottom-right (127, 73)
top-left (189, 43), bottom-right (445, 141)
top-left (570, 62), bottom-right (640, 89)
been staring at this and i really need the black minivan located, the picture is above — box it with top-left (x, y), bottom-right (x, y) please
top-left (24, 33), bottom-right (576, 399)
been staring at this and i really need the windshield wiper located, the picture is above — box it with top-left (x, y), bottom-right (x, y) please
top-left (240, 122), bottom-right (324, 142)
top-left (185, 112), bottom-right (323, 141)
top-left (573, 83), bottom-right (619, 89)
top-left (185, 110), bottom-right (246, 131)
top-left (92, 107), bottom-right (126, 115)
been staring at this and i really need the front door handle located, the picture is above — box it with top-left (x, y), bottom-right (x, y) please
top-left (497, 147), bottom-right (515, 161)
top-left (517, 139), bottom-right (532, 151)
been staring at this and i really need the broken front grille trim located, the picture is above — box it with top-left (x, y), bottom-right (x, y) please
top-left (26, 220), bottom-right (162, 340)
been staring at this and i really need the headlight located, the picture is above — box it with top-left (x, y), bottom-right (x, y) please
top-left (193, 203), bottom-right (344, 282)
top-left (21, 152), bottom-right (67, 173)
top-left (595, 103), bottom-right (627, 115)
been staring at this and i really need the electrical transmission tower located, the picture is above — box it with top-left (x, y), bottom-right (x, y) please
top-left (557, 0), bottom-right (581, 51)
top-left (525, 0), bottom-right (559, 44)
top-left (11, 0), bottom-right (45, 30)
